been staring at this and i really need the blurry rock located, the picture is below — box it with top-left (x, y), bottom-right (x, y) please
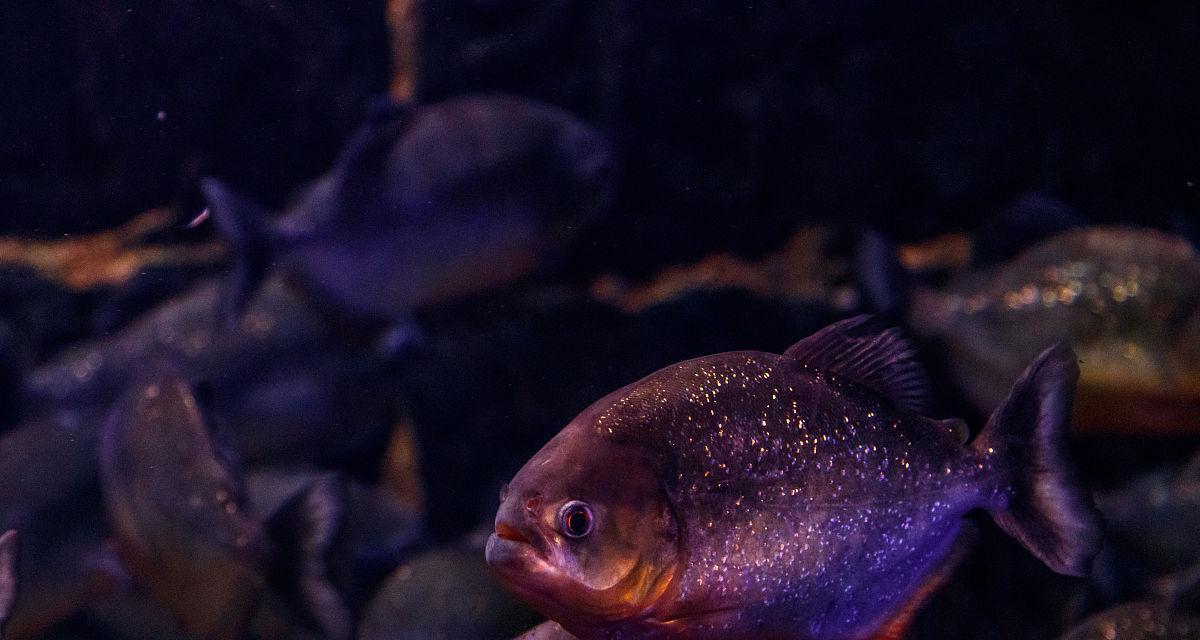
top-left (3, 503), bottom-right (127, 640)
top-left (358, 539), bottom-right (540, 640)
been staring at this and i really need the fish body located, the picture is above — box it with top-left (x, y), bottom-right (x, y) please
top-left (9, 275), bottom-right (396, 525)
top-left (910, 226), bottom-right (1200, 433)
top-left (203, 94), bottom-right (615, 323)
top-left (100, 374), bottom-right (268, 639)
top-left (487, 316), bottom-right (1101, 640)
top-left (358, 542), bottom-right (541, 640)
top-left (99, 373), bottom-right (349, 640)
top-left (23, 276), bottom-right (326, 410)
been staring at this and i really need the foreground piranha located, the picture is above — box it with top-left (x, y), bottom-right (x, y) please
top-left (909, 226), bottom-right (1200, 433)
top-left (202, 93), bottom-right (615, 324)
top-left (487, 315), bottom-right (1102, 639)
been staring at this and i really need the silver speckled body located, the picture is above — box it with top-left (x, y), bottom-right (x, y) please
top-left (587, 352), bottom-right (1004, 639)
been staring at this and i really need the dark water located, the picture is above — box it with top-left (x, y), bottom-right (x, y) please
top-left (1, 3), bottom-right (1198, 639)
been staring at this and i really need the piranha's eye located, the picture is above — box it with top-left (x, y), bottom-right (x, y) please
top-left (558, 500), bottom-right (594, 539)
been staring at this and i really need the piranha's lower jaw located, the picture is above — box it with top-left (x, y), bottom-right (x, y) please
top-left (486, 533), bottom-right (589, 624)
top-left (485, 533), bottom-right (558, 586)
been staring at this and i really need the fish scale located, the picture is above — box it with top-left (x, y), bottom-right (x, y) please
top-left (592, 355), bottom-right (991, 638)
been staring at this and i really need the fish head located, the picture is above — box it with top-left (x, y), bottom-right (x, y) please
top-left (486, 426), bottom-right (678, 630)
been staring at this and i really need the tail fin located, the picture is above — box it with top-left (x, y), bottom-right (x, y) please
top-left (198, 177), bottom-right (277, 328)
top-left (1, 529), bottom-right (16, 633)
top-left (973, 342), bottom-right (1103, 576)
top-left (265, 474), bottom-right (351, 640)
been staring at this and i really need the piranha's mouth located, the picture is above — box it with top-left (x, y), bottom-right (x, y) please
top-left (494, 520), bottom-right (532, 545)
top-left (485, 519), bottom-right (564, 591)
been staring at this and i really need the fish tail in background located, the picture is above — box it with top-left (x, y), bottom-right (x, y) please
top-left (854, 228), bottom-right (910, 316)
top-left (973, 342), bottom-right (1103, 576)
top-left (199, 177), bottom-right (278, 328)
top-left (264, 474), bottom-right (352, 640)
top-left (1, 529), bottom-right (16, 635)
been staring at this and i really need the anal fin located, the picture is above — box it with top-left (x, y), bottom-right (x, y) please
top-left (866, 524), bottom-right (978, 640)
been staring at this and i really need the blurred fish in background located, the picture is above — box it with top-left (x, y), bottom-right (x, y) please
top-left (201, 93), bottom-right (616, 329)
top-left (99, 372), bottom-right (350, 640)
top-left (908, 226), bottom-right (1200, 435)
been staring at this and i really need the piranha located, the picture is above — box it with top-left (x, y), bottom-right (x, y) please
top-left (487, 315), bottom-right (1102, 640)
top-left (99, 371), bottom-right (350, 640)
top-left (201, 93), bottom-right (616, 325)
top-left (908, 226), bottom-right (1200, 434)
top-left (1, 529), bottom-right (15, 636)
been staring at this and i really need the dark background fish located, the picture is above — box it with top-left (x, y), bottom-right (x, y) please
top-left (202, 93), bottom-right (615, 326)
top-left (908, 227), bottom-right (1200, 435)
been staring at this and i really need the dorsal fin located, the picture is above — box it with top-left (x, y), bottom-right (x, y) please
top-left (782, 315), bottom-right (931, 413)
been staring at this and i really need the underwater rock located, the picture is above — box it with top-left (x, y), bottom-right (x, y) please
top-left (910, 227), bottom-right (1200, 434)
top-left (0, 413), bottom-right (101, 529)
top-left (1, 511), bottom-right (127, 640)
top-left (514, 621), bottom-right (579, 640)
top-left (487, 315), bottom-right (1100, 639)
top-left (358, 538), bottom-right (541, 640)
